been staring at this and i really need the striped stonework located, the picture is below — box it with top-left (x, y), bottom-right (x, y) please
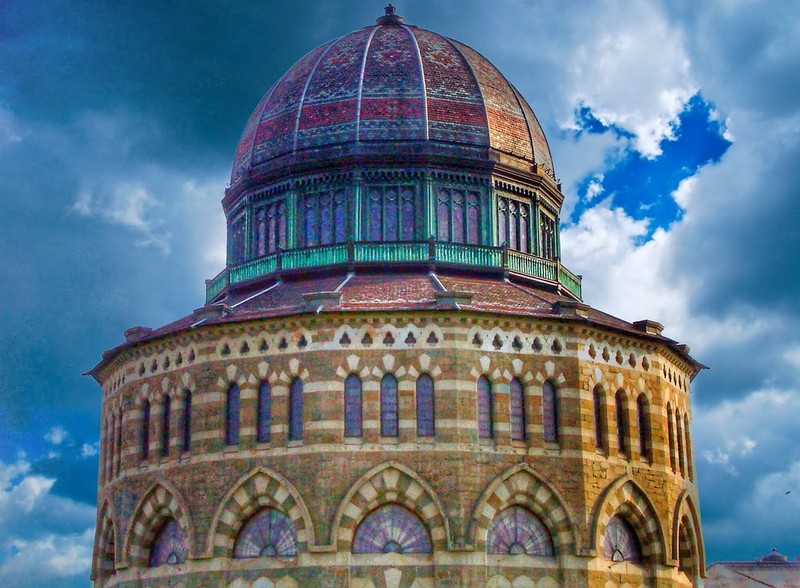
top-left (93, 500), bottom-right (117, 580)
top-left (333, 462), bottom-right (449, 551)
top-left (592, 477), bottom-right (665, 564)
top-left (123, 482), bottom-right (192, 566)
top-left (470, 464), bottom-right (575, 554)
top-left (207, 467), bottom-right (312, 557)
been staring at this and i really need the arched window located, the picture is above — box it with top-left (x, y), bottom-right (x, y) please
top-left (226, 384), bottom-right (240, 446)
top-left (539, 213), bottom-right (557, 259)
top-left (603, 515), bottom-right (642, 563)
top-left (234, 508), bottom-right (298, 558)
top-left (497, 196), bottom-right (532, 252)
top-left (437, 188), bottom-right (482, 244)
top-left (160, 395), bottom-right (171, 457)
top-left (257, 381), bottom-right (271, 443)
top-left (380, 374), bottom-right (399, 437)
top-left (105, 416), bottom-right (114, 482)
top-left (141, 400), bottom-right (150, 460)
top-left (477, 376), bottom-right (493, 439)
top-left (367, 185), bottom-right (417, 242)
top-left (289, 378), bottom-right (303, 441)
top-left (510, 378), bottom-right (526, 442)
top-left (98, 517), bottom-right (116, 577)
top-left (615, 390), bottom-right (628, 457)
top-left (678, 518), bottom-right (697, 576)
top-left (593, 386), bottom-right (606, 451)
top-left (676, 409), bottom-right (686, 477)
top-left (344, 374), bottom-right (362, 438)
top-left (148, 518), bottom-right (187, 567)
top-left (667, 404), bottom-right (676, 472)
top-left (684, 413), bottom-right (694, 481)
top-left (416, 374), bottom-right (435, 437)
top-left (487, 506), bottom-right (554, 556)
top-left (637, 394), bottom-right (652, 462)
top-left (182, 390), bottom-right (191, 453)
top-left (542, 381), bottom-right (559, 443)
top-left (352, 504), bottom-right (432, 554)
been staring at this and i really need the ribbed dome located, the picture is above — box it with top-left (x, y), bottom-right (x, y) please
top-left (231, 15), bottom-right (553, 184)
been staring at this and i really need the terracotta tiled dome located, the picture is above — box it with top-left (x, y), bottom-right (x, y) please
top-left (231, 10), bottom-right (553, 185)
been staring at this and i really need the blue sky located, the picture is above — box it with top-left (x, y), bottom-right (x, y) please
top-left (1, 1), bottom-right (800, 585)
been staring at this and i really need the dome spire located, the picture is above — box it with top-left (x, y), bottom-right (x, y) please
top-left (376, 4), bottom-right (405, 25)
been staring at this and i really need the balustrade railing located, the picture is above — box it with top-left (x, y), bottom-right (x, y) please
top-left (207, 241), bottom-right (582, 302)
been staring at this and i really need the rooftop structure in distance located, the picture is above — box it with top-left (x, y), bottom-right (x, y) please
top-left (705, 548), bottom-right (800, 587)
top-left (91, 6), bottom-right (705, 587)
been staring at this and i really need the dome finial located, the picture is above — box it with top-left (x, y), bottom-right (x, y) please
top-left (376, 3), bottom-right (405, 25)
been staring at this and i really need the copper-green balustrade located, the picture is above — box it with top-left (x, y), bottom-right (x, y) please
top-left (207, 241), bottom-right (582, 303)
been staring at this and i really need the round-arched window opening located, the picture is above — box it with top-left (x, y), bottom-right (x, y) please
top-left (352, 504), bottom-right (432, 554)
top-left (233, 508), bottom-right (298, 558)
top-left (486, 506), bottom-right (554, 556)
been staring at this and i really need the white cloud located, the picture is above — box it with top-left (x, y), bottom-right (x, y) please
top-left (44, 426), bottom-right (68, 446)
top-left (80, 443), bottom-right (98, 458)
top-left (671, 175), bottom-right (696, 210)
top-left (0, 529), bottom-right (94, 586)
top-left (0, 106), bottom-right (22, 146)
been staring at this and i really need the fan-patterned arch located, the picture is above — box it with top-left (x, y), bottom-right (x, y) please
top-left (208, 467), bottom-right (313, 557)
top-left (487, 506), bottom-right (553, 556)
top-left (591, 477), bottom-right (666, 565)
top-left (470, 464), bottom-right (576, 554)
top-left (124, 482), bottom-right (192, 566)
top-left (234, 508), bottom-right (298, 558)
top-left (333, 462), bottom-right (449, 551)
top-left (352, 504), bottom-right (432, 554)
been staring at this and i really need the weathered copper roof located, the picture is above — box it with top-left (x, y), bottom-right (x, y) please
top-left (230, 17), bottom-right (553, 185)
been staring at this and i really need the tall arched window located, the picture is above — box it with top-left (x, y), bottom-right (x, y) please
top-left (477, 376), bottom-right (493, 439)
top-left (542, 381), bottom-right (559, 443)
top-left (141, 400), bottom-right (150, 460)
top-left (593, 386), bottom-right (606, 451)
top-left (182, 390), bottom-right (192, 452)
top-left (380, 374), bottom-right (399, 437)
top-left (667, 404), bottom-right (676, 472)
top-left (539, 213), bottom-right (557, 259)
top-left (510, 378), bottom-right (526, 442)
top-left (226, 384), bottom-right (240, 446)
top-left (637, 394), bottom-right (652, 462)
top-left (257, 381), bottom-right (271, 443)
top-left (289, 378), bottom-right (303, 442)
top-left (676, 409), bottom-right (686, 477)
top-left (160, 395), bottom-right (171, 458)
top-left (416, 374), bottom-right (435, 437)
top-left (437, 188), bottom-right (482, 244)
top-left (115, 410), bottom-right (122, 476)
top-left (367, 186), bottom-right (417, 242)
top-left (684, 413), bottom-right (694, 481)
top-left (105, 416), bottom-right (114, 482)
top-left (344, 374), bottom-right (362, 438)
top-left (148, 518), bottom-right (187, 567)
top-left (497, 196), bottom-right (532, 252)
top-left (615, 390), bottom-right (628, 458)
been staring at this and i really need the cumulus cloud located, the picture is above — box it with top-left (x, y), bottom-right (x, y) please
top-left (44, 426), bottom-right (68, 446)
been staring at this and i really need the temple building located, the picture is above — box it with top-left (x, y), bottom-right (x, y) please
top-left (91, 7), bottom-right (705, 587)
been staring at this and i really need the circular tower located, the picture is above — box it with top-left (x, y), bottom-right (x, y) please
top-left (91, 7), bottom-right (704, 587)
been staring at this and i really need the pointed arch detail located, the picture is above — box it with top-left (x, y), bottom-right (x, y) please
top-left (331, 461), bottom-right (450, 551)
top-left (590, 475), bottom-right (666, 565)
top-left (672, 491), bottom-right (705, 577)
top-left (93, 498), bottom-right (118, 579)
top-left (123, 480), bottom-right (192, 566)
top-left (469, 463), bottom-right (577, 555)
top-left (207, 466), bottom-right (314, 557)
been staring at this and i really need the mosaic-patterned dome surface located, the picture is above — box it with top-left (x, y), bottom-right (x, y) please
top-left (231, 17), bottom-right (553, 182)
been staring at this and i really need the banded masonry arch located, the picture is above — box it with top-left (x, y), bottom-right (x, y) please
top-left (207, 466), bottom-right (315, 557)
top-left (469, 463), bottom-right (577, 555)
top-left (93, 499), bottom-right (118, 579)
top-left (671, 491), bottom-right (705, 579)
top-left (590, 476), bottom-right (666, 566)
top-left (332, 461), bottom-right (450, 551)
top-left (123, 480), bottom-right (193, 566)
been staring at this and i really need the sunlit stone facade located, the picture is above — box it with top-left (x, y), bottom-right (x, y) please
top-left (92, 7), bottom-right (704, 587)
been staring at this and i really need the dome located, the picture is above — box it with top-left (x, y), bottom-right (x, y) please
top-left (230, 7), bottom-right (553, 189)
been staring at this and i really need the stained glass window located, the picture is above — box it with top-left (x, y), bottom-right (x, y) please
top-left (510, 378), bottom-right (526, 442)
top-left (234, 508), bottom-right (298, 558)
top-left (593, 387), bottom-right (605, 451)
top-left (381, 374), bottom-right (399, 437)
top-left (334, 191), bottom-right (347, 243)
top-left (452, 192), bottom-right (465, 243)
top-left (161, 395), bottom-right (170, 457)
top-left (467, 192), bottom-right (481, 244)
top-left (667, 405), bottom-right (676, 472)
top-left (148, 518), bottom-right (187, 567)
top-left (416, 374), bottom-right (435, 437)
top-left (684, 414), bottom-right (694, 481)
top-left (141, 400), bottom-right (150, 460)
top-left (401, 189), bottom-right (416, 241)
top-left (257, 208), bottom-right (267, 257)
top-left (637, 395), bottom-right (651, 461)
top-left (366, 185), bottom-right (416, 242)
top-left (676, 409), bottom-right (686, 476)
top-left (182, 390), bottom-right (191, 452)
top-left (228, 217), bottom-right (246, 264)
top-left (477, 376), bottom-right (493, 439)
top-left (540, 213), bottom-right (557, 259)
top-left (289, 378), bottom-right (303, 441)
top-left (497, 196), bottom-right (532, 253)
top-left (438, 192), bottom-right (451, 241)
top-left (344, 374), bottom-right (362, 438)
top-left (487, 506), bottom-right (554, 556)
top-left (498, 198), bottom-right (508, 246)
top-left (603, 516), bottom-right (642, 563)
top-left (542, 381), bottom-right (558, 443)
top-left (385, 189), bottom-right (399, 241)
top-left (352, 504), bottom-right (432, 554)
top-left (615, 390), bottom-right (628, 457)
top-left (226, 384), bottom-right (240, 446)
top-left (257, 381), bottom-right (271, 443)
top-left (437, 188), bottom-right (483, 244)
